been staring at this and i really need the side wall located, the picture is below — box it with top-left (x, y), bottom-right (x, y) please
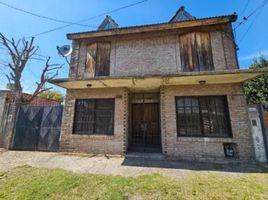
top-left (60, 88), bottom-right (129, 154)
top-left (160, 83), bottom-right (254, 161)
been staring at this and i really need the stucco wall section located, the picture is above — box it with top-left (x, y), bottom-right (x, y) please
top-left (60, 88), bottom-right (128, 155)
top-left (0, 93), bottom-right (6, 147)
top-left (160, 84), bottom-right (254, 161)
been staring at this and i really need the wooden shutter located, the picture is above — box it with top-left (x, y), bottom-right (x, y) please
top-left (179, 32), bottom-right (214, 71)
top-left (195, 32), bottom-right (214, 71)
top-left (179, 33), bottom-right (198, 71)
top-left (95, 42), bottom-right (111, 76)
top-left (86, 44), bottom-right (97, 78)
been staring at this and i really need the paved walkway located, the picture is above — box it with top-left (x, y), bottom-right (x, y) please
top-left (0, 150), bottom-right (267, 177)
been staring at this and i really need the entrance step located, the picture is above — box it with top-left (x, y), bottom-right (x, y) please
top-left (126, 152), bottom-right (165, 161)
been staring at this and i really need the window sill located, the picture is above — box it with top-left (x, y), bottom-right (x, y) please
top-left (176, 136), bottom-right (233, 143)
top-left (71, 133), bottom-right (115, 140)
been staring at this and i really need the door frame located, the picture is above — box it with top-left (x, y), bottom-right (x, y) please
top-left (128, 93), bottom-right (162, 153)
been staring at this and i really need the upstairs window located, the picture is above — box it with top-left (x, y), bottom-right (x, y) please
top-left (73, 99), bottom-right (115, 135)
top-left (179, 32), bottom-right (214, 72)
top-left (86, 42), bottom-right (111, 77)
top-left (175, 96), bottom-right (231, 137)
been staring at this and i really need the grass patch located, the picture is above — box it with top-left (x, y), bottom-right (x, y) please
top-left (0, 166), bottom-right (267, 200)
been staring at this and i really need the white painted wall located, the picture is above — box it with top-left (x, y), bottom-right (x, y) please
top-left (248, 106), bottom-right (267, 163)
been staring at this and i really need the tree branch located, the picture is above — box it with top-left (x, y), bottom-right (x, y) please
top-left (0, 33), bottom-right (61, 104)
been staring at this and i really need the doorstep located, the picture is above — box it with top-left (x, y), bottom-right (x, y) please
top-left (126, 152), bottom-right (165, 161)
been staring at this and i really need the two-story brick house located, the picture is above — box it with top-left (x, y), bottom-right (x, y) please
top-left (52, 7), bottom-right (264, 161)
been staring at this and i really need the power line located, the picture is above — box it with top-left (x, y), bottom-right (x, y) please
top-left (0, 1), bottom-right (97, 28)
top-left (238, 0), bottom-right (268, 44)
top-left (240, 0), bottom-right (250, 18)
top-left (238, 9), bottom-right (264, 45)
top-left (234, 0), bottom-right (268, 31)
top-left (30, 0), bottom-right (149, 37)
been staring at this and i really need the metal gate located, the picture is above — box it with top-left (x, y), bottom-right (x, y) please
top-left (12, 105), bottom-right (63, 151)
top-left (129, 93), bottom-right (161, 153)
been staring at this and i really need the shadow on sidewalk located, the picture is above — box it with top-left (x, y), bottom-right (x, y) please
top-left (122, 153), bottom-right (268, 173)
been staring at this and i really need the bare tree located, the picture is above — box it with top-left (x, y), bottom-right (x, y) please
top-left (0, 32), bottom-right (62, 104)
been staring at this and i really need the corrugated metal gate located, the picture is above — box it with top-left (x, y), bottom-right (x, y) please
top-left (12, 105), bottom-right (63, 151)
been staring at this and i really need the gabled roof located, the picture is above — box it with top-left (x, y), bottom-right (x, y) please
top-left (169, 6), bottom-right (196, 22)
top-left (67, 14), bottom-right (237, 40)
top-left (98, 15), bottom-right (119, 30)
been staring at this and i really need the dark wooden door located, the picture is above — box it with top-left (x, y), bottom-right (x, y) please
top-left (130, 103), bottom-right (161, 152)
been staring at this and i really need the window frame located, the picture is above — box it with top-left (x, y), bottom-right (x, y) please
top-left (72, 98), bottom-right (115, 135)
top-left (175, 95), bottom-right (232, 138)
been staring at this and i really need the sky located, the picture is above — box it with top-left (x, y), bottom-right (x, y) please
top-left (0, 0), bottom-right (268, 94)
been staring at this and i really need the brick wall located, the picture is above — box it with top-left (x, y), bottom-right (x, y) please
top-left (60, 88), bottom-right (128, 154)
top-left (69, 28), bottom-right (238, 79)
top-left (60, 83), bottom-right (254, 162)
top-left (110, 35), bottom-right (180, 76)
top-left (160, 83), bottom-right (254, 162)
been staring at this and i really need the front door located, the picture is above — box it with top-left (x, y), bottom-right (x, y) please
top-left (130, 103), bottom-right (161, 152)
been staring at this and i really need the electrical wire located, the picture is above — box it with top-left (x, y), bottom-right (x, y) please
top-left (234, 0), bottom-right (268, 31)
top-left (238, 8), bottom-right (264, 45)
top-left (30, 0), bottom-right (149, 37)
top-left (238, 0), bottom-right (268, 45)
top-left (0, 1), bottom-right (97, 28)
top-left (240, 0), bottom-right (250, 18)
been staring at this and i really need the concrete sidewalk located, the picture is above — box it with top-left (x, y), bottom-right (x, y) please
top-left (0, 150), bottom-right (267, 177)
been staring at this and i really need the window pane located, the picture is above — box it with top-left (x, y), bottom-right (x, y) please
top-left (176, 97), bottom-right (202, 136)
top-left (176, 96), bottom-right (231, 137)
top-left (95, 99), bottom-right (114, 135)
top-left (73, 99), bottom-right (115, 135)
top-left (73, 100), bottom-right (95, 134)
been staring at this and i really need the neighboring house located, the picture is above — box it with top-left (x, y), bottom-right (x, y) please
top-left (51, 7), bottom-right (265, 161)
top-left (0, 89), bottom-right (61, 148)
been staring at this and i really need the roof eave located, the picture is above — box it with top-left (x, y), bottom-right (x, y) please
top-left (67, 14), bottom-right (237, 40)
top-left (49, 69), bottom-right (267, 89)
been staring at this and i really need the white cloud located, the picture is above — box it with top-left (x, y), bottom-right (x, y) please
top-left (239, 49), bottom-right (268, 61)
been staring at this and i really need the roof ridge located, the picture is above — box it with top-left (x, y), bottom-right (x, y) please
top-left (98, 15), bottom-right (119, 30)
top-left (169, 6), bottom-right (196, 22)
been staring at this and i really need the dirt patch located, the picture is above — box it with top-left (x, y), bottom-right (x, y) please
top-left (0, 151), bottom-right (267, 178)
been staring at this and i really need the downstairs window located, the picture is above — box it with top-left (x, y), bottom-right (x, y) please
top-left (175, 96), bottom-right (232, 137)
top-left (73, 99), bottom-right (115, 135)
